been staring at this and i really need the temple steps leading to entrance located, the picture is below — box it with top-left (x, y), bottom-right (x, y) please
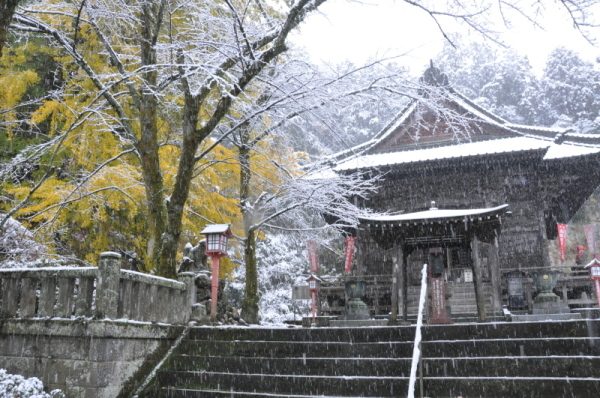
top-left (404, 282), bottom-right (495, 319)
top-left (142, 319), bottom-right (600, 397)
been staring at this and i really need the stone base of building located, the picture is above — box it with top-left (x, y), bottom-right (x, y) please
top-left (511, 312), bottom-right (582, 322)
top-left (429, 316), bottom-right (453, 324)
top-left (329, 319), bottom-right (388, 327)
top-left (532, 300), bottom-right (571, 315)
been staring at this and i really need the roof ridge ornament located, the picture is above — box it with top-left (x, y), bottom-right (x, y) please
top-left (419, 60), bottom-right (449, 88)
top-left (429, 201), bottom-right (438, 210)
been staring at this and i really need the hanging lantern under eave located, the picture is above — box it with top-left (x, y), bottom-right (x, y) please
top-left (201, 224), bottom-right (232, 257)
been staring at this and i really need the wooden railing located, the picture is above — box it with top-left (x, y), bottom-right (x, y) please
top-left (0, 252), bottom-right (196, 324)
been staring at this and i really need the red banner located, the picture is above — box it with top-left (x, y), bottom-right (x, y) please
top-left (344, 237), bottom-right (356, 272)
top-left (557, 223), bottom-right (568, 262)
top-left (584, 225), bottom-right (599, 260)
top-left (307, 240), bottom-right (319, 273)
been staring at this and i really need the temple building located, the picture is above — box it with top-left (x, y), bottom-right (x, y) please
top-left (320, 65), bottom-right (600, 322)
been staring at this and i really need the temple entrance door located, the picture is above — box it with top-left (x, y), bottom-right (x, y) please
top-left (407, 245), bottom-right (474, 285)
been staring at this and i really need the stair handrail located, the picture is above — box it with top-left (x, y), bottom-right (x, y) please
top-left (408, 263), bottom-right (428, 398)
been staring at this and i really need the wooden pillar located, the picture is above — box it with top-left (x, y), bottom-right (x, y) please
top-left (402, 246), bottom-right (408, 323)
top-left (390, 245), bottom-right (404, 323)
top-left (538, 210), bottom-right (552, 268)
top-left (489, 237), bottom-right (502, 313)
top-left (471, 234), bottom-right (488, 322)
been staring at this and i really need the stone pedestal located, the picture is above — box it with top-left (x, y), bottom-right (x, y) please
top-left (529, 269), bottom-right (572, 315)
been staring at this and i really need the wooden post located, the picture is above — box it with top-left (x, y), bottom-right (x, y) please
top-left (471, 234), bottom-right (488, 322)
top-left (96, 251), bottom-right (121, 319)
top-left (402, 246), bottom-right (408, 323)
top-left (390, 257), bottom-right (399, 323)
top-left (210, 254), bottom-right (220, 322)
top-left (538, 210), bottom-right (552, 268)
top-left (489, 237), bottom-right (502, 313)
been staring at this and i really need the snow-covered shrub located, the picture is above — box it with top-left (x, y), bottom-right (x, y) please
top-left (227, 231), bottom-right (345, 325)
top-left (0, 216), bottom-right (47, 264)
top-left (227, 233), bottom-right (311, 324)
top-left (0, 369), bottom-right (64, 398)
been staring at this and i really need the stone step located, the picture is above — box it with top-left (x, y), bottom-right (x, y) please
top-left (156, 371), bottom-right (408, 397)
top-left (143, 321), bottom-right (600, 397)
top-left (152, 375), bottom-right (600, 398)
top-left (178, 336), bottom-right (600, 360)
top-left (422, 356), bottom-right (600, 378)
top-left (168, 355), bottom-right (600, 379)
top-left (168, 356), bottom-right (413, 377)
top-left (422, 377), bottom-right (600, 398)
top-left (177, 339), bottom-right (416, 358)
top-left (155, 389), bottom-right (390, 398)
top-left (185, 320), bottom-right (600, 342)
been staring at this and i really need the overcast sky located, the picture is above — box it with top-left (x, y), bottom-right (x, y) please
top-left (290, 0), bottom-right (600, 76)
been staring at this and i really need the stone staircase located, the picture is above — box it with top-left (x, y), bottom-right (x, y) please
top-left (140, 319), bottom-right (600, 397)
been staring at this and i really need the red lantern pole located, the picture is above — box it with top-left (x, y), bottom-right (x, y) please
top-left (210, 254), bottom-right (220, 322)
top-left (595, 279), bottom-right (600, 311)
top-left (311, 290), bottom-right (317, 325)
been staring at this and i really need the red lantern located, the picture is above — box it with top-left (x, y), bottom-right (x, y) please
top-left (202, 224), bottom-right (231, 257)
top-left (201, 224), bottom-right (232, 322)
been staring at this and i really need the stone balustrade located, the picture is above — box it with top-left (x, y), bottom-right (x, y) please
top-left (0, 252), bottom-right (195, 324)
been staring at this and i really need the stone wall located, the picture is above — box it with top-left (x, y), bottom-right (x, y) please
top-left (0, 319), bottom-right (184, 398)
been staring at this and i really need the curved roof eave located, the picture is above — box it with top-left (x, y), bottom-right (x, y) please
top-left (361, 204), bottom-right (510, 224)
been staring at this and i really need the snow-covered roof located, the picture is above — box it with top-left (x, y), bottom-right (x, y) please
top-left (200, 224), bottom-right (231, 235)
top-left (334, 136), bottom-right (549, 171)
top-left (361, 204), bottom-right (509, 223)
top-left (326, 67), bottom-right (600, 173)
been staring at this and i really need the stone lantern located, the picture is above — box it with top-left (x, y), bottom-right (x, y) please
top-left (201, 224), bottom-right (232, 322)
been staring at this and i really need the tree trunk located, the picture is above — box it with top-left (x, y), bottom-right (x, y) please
top-left (242, 229), bottom-right (259, 324)
top-left (0, 0), bottom-right (20, 57)
top-left (158, 93), bottom-right (201, 279)
top-left (238, 134), bottom-right (260, 323)
top-left (137, 2), bottom-right (168, 275)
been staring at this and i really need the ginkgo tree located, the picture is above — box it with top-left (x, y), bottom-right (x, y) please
top-left (1, 0), bottom-right (333, 277)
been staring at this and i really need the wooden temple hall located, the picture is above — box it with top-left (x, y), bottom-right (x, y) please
top-left (316, 65), bottom-right (600, 323)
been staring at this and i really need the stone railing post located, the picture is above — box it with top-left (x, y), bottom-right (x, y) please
top-left (178, 272), bottom-right (196, 324)
top-left (95, 252), bottom-right (121, 319)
